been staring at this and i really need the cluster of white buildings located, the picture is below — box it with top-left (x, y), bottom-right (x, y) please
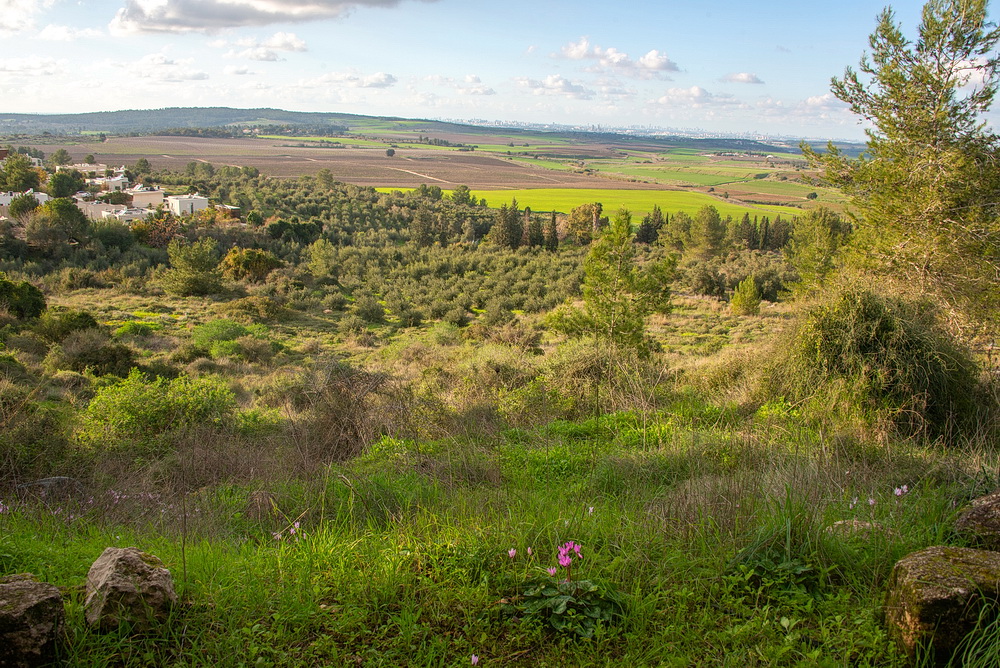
top-left (2, 153), bottom-right (217, 225)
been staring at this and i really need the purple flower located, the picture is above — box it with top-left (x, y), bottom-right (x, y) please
top-left (471, 655), bottom-right (479, 665)
top-left (547, 567), bottom-right (558, 576)
top-left (588, 506), bottom-right (594, 515)
top-left (868, 497), bottom-right (876, 506)
top-left (558, 553), bottom-right (572, 568)
top-left (526, 547), bottom-right (532, 556)
top-left (508, 548), bottom-right (516, 559)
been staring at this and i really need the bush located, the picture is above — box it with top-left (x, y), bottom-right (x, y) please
top-left (162, 238), bottom-right (223, 296)
top-left (768, 289), bottom-right (981, 440)
top-left (114, 321), bottom-right (161, 338)
top-left (44, 329), bottom-right (135, 376)
top-left (34, 309), bottom-right (100, 343)
top-left (78, 369), bottom-right (237, 450)
top-left (730, 275), bottom-right (761, 315)
top-left (218, 296), bottom-right (288, 323)
top-left (354, 293), bottom-right (386, 324)
top-left (0, 379), bottom-right (69, 484)
top-left (191, 319), bottom-right (249, 348)
top-left (0, 273), bottom-right (45, 319)
top-left (219, 247), bottom-right (283, 282)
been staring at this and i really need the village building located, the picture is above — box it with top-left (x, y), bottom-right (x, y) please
top-left (166, 193), bottom-right (209, 216)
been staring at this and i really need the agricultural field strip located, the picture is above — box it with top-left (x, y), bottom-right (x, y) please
top-left (377, 186), bottom-right (802, 217)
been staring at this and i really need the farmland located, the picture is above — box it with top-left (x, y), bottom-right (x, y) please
top-left (10, 116), bottom-right (844, 214)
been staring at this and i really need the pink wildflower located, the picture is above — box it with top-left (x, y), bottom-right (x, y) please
top-left (508, 548), bottom-right (516, 559)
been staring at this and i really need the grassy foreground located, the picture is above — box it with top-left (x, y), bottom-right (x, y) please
top-left (3, 406), bottom-right (994, 666)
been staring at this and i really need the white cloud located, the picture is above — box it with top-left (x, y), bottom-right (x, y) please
top-left (219, 31), bottom-right (308, 61)
top-left (517, 74), bottom-right (594, 100)
top-left (110, 0), bottom-right (437, 34)
top-left (303, 70), bottom-right (398, 89)
top-left (263, 31), bottom-right (307, 51)
top-left (425, 74), bottom-right (495, 96)
top-left (38, 24), bottom-right (103, 41)
top-left (722, 72), bottom-right (764, 84)
top-left (655, 86), bottom-right (736, 107)
top-left (1, 0), bottom-right (54, 32)
top-left (230, 47), bottom-right (280, 61)
top-left (125, 53), bottom-right (210, 81)
top-left (225, 65), bottom-right (256, 75)
top-left (557, 37), bottom-right (677, 78)
top-left (0, 56), bottom-right (64, 75)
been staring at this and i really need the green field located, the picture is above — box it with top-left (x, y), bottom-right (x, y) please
top-left (467, 188), bottom-right (803, 218)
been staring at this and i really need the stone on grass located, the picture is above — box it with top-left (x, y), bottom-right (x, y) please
top-left (884, 546), bottom-right (1000, 663)
top-left (84, 547), bottom-right (177, 632)
top-left (955, 490), bottom-right (1000, 550)
top-left (0, 574), bottom-right (65, 667)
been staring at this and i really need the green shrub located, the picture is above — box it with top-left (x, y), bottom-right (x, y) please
top-left (730, 275), bottom-right (761, 315)
top-left (769, 289), bottom-right (981, 439)
top-left (0, 273), bottom-right (45, 319)
top-left (354, 293), bottom-right (385, 324)
top-left (218, 296), bottom-right (288, 323)
top-left (114, 321), bottom-right (161, 338)
top-left (191, 319), bottom-right (249, 348)
top-left (162, 237), bottom-right (223, 296)
top-left (44, 329), bottom-right (135, 376)
top-left (219, 247), bottom-right (283, 282)
top-left (78, 369), bottom-right (236, 449)
top-left (0, 379), bottom-right (69, 484)
top-left (33, 309), bottom-right (100, 343)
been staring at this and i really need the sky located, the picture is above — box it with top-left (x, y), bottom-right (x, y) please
top-left (0, 0), bottom-right (978, 140)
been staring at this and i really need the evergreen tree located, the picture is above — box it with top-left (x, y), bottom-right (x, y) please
top-left (787, 207), bottom-right (853, 289)
top-left (544, 211), bottom-right (559, 251)
top-left (803, 0), bottom-right (1000, 322)
top-left (162, 238), bottom-right (223, 296)
top-left (576, 208), bottom-right (675, 351)
top-left (688, 205), bottom-right (726, 259)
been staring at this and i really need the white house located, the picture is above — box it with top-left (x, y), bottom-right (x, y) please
top-left (61, 163), bottom-right (108, 176)
top-left (166, 193), bottom-right (209, 216)
top-left (128, 186), bottom-right (165, 209)
top-left (102, 207), bottom-right (152, 224)
top-left (87, 175), bottom-right (129, 192)
top-left (0, 189), bottom-right (51, 207)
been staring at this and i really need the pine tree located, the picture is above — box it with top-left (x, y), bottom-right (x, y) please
top-left (544, 211), bottom-right (559, 251)
top-left (803, 0), bottom-right (1000, 322)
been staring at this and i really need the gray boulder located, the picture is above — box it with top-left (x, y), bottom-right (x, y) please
top-left (84, 547), bottom-right (178, 632)
top-left (955, 489), bottom-right (1000, 550)
top-left (884, 546), bottom-right (1000, 663)
top-left (0, 574), bottom-right (65, 667)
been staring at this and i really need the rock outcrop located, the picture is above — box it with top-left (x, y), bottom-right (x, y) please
top-left (884, 546), bottom-right (1000, 662)
top-left (955, 490), bottom-right (1000, 550)
top-left (84, 547), bottom-right (177, 632)
top-left (0, 574), bottom-right (65, 667)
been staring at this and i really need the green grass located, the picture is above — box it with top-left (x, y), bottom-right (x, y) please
top-left (466, 188), bottom-right (802, 218)
top-left (2, 409), bottom-right (986, 666)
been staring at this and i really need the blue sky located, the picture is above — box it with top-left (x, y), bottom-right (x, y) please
top-left (0, 0), bottom-right (969, 140)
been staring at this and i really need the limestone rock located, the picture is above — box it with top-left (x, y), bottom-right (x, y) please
top-left (0, 574), bottom-right (65, 667)
top-left (955, 490), bottom-right (1000, 550)
top-left (884, 546), bottom-right (1000, 663)
top-left (84, 547), bottom-right (178, 632)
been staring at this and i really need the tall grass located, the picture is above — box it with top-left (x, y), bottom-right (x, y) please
top-left (3, 403), bottom-right (994, 666)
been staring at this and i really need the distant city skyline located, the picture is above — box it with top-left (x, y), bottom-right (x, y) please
top-left (1, 0), bottom-right (993, 141)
